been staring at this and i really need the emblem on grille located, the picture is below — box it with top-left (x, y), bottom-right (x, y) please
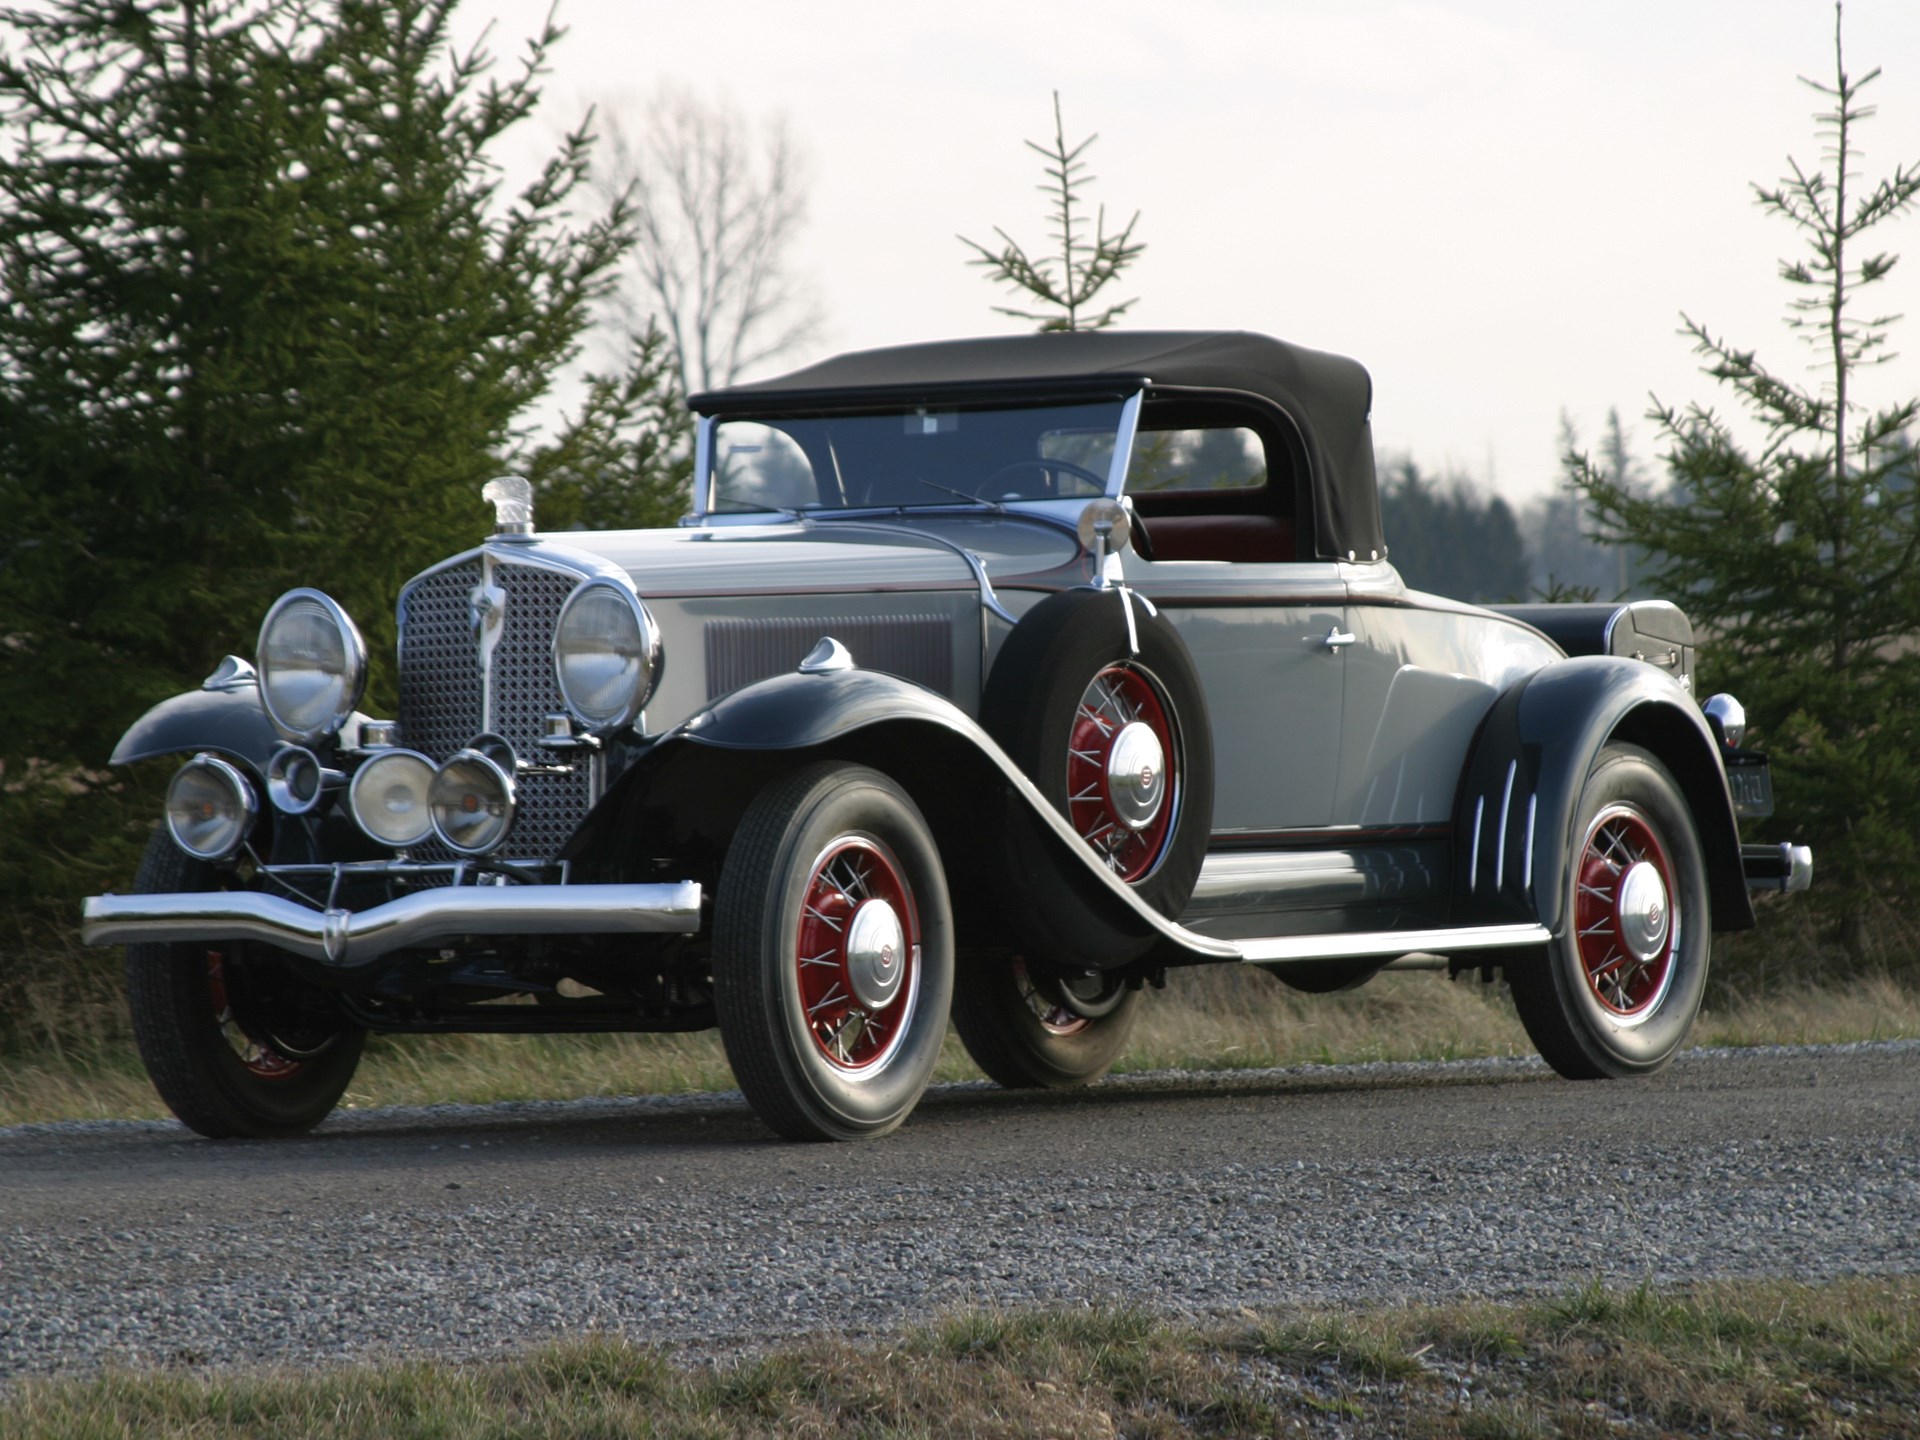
top-left (470, 579), bottom-right (506, 647)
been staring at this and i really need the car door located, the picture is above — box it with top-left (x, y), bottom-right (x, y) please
top-left (1126, 555), bottom-right (1348, 834)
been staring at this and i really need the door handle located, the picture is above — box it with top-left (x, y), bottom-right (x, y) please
top-left (1321, 627), bottom-right (1355, 652)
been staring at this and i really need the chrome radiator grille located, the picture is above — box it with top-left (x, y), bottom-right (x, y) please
top-left (396, 554), bottom-right (594, 862)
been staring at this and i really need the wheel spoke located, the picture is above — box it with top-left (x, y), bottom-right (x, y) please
top-left (1572, 804), bottom-right (1678, 1019)
top-left (1065, 663), bottom-right (1178, 885)
top-left (793, 836), bottom-right (921, 1073)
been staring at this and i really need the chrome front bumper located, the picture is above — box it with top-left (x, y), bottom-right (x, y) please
top-left (81, 882), bottom-right (704, 967)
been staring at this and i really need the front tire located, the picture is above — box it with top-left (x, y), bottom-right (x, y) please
top-left (1509, 744), bottom-right (1711, 1079)
top-left (951, 953), bottom-right (1141, 1089)
top-left (124, 831), bottom-right (365, 1138)
top-left (713, 762), bottom-right (955, 1140)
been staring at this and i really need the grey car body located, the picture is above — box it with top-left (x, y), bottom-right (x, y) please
top-left (83, 331), bottom-right (1811, 1141)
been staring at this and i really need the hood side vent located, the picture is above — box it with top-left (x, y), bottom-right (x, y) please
top-left (705, 614), bottom-right (953, 701)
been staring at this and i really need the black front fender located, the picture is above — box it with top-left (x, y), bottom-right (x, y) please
top-left (568, 669), bottom-right (1234, 966)
top-left (109, 681), bottom-right (280, 778)
top-left (1454, 657), bottom-right (1753, 935)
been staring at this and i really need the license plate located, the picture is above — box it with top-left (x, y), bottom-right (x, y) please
top-left (1726, 755), bottom-right (1775, 818)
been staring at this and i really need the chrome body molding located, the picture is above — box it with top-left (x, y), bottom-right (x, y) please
top-left (1236, 923), bottom-right (1549, 966)
top-left (81, 881), bottom-right (704, 968)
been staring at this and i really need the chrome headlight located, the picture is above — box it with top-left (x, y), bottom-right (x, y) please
top-left (165, 754), bottom-right (257, 862)
top-left (429, 749), bottom-right (517, 856)
top-left (553, 578), bottom-right (662, 732)
top-left (347, 748), bottom-right (436, 848)
top-left (257, 589), bottom-right (367, 743)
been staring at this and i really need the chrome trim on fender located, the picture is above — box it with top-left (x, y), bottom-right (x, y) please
top-left (81, 882), bottom-right (704, 967)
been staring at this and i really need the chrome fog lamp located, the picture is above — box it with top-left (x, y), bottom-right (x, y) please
top-left (429, 750), bottom-right (517, 856)
top-left (553, 578), bottom-right (661, 732)
top-left (347, 748), bottom-right (436, 848)
top-left (165, 754), bottom-right (257, 862)
top-left (257, 589), bottom-right (368, 743)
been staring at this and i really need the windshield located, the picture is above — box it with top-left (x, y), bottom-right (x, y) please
top-left (706, 399), bottom-right (1127, 514)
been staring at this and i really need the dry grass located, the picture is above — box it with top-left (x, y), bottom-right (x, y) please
top-left (9, 1278), bottom-right (1918, 1437)
top-left (5, 955), bottom-right (1920, 1127)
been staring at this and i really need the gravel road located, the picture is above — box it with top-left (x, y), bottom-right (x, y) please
top-left (2, 1042), bottom-right (1916, 1381)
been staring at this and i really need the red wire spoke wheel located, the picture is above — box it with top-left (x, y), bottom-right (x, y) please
top-left (1065, 663), bottom-right (1178, 882)
top-left (1508, 743), bottom-right (1712, 1081)
top-left (793, 836), bottom-right (922, 1073)
top-left (714, 762), bottom-right (954, 1140)
top-left (205, 950), bottom-right (306, 1080)
top-left (1014, 957), bottom-right (1093, 1037)
top-left (124, 832), bottom-right (365, 1138)
top-left (1572, 805), bottom-right (1679, 1021)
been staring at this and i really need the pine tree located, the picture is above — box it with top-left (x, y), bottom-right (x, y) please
top-left (959, 92), bottom-right (1144, 332)
top-left (0, 0), bottom-right (682, 927)
top-left (1568, 4), bottom-right (1920, 954)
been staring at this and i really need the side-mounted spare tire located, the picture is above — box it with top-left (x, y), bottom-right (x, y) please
top-left (959, 585), bottom-right (1211, 1088)
top-left (981, 586), bottom-right (1214, 937)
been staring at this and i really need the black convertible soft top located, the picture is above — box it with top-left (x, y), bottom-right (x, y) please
top-left (692, 331), bottom-right (1384, 564)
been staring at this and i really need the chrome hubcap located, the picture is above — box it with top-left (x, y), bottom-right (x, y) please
top-left (1105, 720), bottom-right (1166, 831)
top-left (1615, 859), bottom-right (1670, 962)
top-left (845, 898), bottom-right (906, 1008)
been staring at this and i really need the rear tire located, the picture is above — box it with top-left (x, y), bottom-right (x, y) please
top-left (950, 954), bottom-right (1141, 1089)
top-left (124, 832), bottom-right (364, 1138)
top-left (1509, 744), bottom-right (1711, 1079)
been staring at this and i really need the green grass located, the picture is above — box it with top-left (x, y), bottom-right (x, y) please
top-left (5, 957), bottom-right (1920, 1128)
top-left (9, 1278), bottom-right (1917, 1437)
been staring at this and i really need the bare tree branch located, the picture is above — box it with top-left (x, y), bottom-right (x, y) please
top-left (592, 86), bottom-right (821, 395)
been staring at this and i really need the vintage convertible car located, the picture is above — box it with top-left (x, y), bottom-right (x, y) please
top-left (83, 331), bottom-right (1812, 1141)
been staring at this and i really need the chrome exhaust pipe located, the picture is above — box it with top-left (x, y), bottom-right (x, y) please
top-left (81, 882), bottom-right (703, 967)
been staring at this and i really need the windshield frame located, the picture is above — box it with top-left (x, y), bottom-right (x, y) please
top-left (687, 390), bottom-right (1144, 522)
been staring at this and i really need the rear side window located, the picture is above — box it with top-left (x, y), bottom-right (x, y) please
top-left (1126, 426), bottom-right (1268, 493)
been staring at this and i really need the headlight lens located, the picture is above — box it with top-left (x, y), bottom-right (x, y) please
top-left (165, 754), bottom-right (257, 861)
top-left (429, 750), bottom-right (517, 856)
top-left (258, 589), bottom-right (367, 743)
top-left (347, 748), bottom-right (436, 848)
top-left (553, 579), bottom-right (661, 731)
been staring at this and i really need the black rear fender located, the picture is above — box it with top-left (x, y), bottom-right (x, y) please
top-left (1454, 656), bottom-right (1753, 935)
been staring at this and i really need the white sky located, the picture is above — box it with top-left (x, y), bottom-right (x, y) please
top-left (459, 0), bottom-right (1920, 502)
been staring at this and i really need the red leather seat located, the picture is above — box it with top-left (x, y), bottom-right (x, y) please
top-left (1142, 513), bottom-right (1295, 564)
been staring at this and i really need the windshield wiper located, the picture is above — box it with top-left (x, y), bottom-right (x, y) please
top-left (919, 480), bottom-right (1004, 513)
top-left (712, 500), bottom-right (808, 522)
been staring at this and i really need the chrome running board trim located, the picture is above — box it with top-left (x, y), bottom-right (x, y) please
top-left (81, 882), bottom-right (703, 968)
top-left (1232, 922), bottom-right (1549, 966)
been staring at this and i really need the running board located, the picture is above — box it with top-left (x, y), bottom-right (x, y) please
top-left (1229, 922), bottom-right (1549, 967)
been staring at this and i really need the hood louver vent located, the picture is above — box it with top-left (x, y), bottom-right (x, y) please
top-left (705, 615), bottom-right (953, 701)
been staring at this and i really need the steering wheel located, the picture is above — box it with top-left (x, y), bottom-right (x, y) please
top-left (983, 458), bottom-right (1110, 498)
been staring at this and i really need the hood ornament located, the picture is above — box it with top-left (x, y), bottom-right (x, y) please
top-left (482, 475), bottom-right (535, 537)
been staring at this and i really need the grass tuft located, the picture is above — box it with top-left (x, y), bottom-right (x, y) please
top-left (9, 1279), bottom-right (1919, 1438)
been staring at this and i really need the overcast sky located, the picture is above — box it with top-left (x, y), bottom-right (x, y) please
top-left (458, 0), bottom-right (1920, 502)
